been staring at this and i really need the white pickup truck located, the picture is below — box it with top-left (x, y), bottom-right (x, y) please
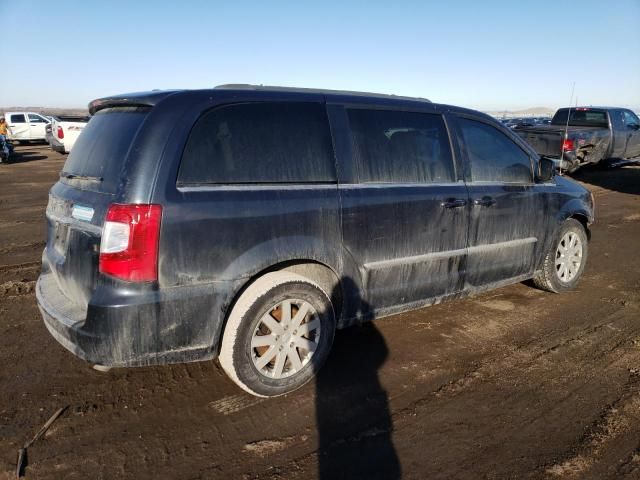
top-left (48, 115), bottom-right (90, 153)
top-left (4, 111), bottom-right (51, 142)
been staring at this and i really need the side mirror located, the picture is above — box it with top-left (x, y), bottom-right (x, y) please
top-left (629, 123), bottom-right (640, 131)
top-left (537, 156), bottom-right (555, 182)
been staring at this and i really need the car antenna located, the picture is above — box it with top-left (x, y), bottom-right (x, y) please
top-left (558, 81), bottom-right (576, 176)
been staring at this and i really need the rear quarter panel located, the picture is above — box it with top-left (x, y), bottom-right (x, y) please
top-left (572, 128), bottom-right (611, 164)
top-left (147, 91), bottom-right (354, 332)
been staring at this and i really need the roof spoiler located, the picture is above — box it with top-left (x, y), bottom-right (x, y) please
top-left (88, 98), bottom-right (152, 115)
top-left (88, 90), bottom-right (179, 115)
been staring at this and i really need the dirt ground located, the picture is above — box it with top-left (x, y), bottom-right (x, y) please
top-left (1, 144), bottom-right (639, 480)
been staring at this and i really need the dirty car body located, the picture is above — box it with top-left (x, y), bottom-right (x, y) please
top-left (36, 86), bottom-right (594, 394)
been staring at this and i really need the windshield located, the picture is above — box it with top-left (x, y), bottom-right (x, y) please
top-left (61, 107), bottom-right (150, 193)
top-left (551, 109), bottom-right (609, 127)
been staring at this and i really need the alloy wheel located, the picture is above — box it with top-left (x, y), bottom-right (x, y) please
top-left (250, 299), bottom-right (321, 379)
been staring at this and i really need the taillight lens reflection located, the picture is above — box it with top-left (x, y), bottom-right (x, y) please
top-left (99, 204), bottom-right (162, 282)
top-left (562, 138), bottom-right (575, 151)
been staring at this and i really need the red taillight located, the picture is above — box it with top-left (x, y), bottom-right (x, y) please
top-left (99, 204), bottom-right (162, 282)
top-left (562, 138), bottom-right (574, 151)
top-left (57, 126), bottom-right (64, 139)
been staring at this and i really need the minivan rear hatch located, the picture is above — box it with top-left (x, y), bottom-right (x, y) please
top-left (44, 106), bottom-right (150, 310)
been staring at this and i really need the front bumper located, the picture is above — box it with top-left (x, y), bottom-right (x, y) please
top-left (37, 271), bottom-right (234, 367)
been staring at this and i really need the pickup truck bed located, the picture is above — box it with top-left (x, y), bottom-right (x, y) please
top-left (49, 116), bottom-right (89, 154)
top-left (517, 125), bottom-right (610, 158)
top-left (516, 107), bottom-right (640, 172)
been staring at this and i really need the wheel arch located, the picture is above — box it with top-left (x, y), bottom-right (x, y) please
top-left (568, 212), bottom-right (591, 240)
top-left (556, 197), bottom-right (593, 241)
top-left (216, 259), bottom-right (344, 356)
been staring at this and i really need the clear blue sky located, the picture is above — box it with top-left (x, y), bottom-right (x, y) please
top-left (2, 0), bottom-right (639, 111)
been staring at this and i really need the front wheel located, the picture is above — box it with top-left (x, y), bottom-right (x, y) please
top-left (219, 272), bottom-right (336, 397)
top-left (533, 219), bottom-right (588, 293)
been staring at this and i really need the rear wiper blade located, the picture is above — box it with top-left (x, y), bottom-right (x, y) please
top-left (60, 172), bottom-right (103, 182)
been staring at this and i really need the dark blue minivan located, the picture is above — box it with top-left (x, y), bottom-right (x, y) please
top-left (37, 85), bottom-right (594, 397)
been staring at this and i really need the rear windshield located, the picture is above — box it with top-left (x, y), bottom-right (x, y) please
top-left (61, 107), bottom-right (149, 193)
top-left (551, 109), bottom-right (609, 127)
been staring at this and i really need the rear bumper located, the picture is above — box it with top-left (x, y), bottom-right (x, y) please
top-left (543, 152), bottom-right (579, 171)
top-left (37, 271), bottom-right (235, 367)
top-left (49, 138), bottom-right (66, 153)
top-left (51, 143), bottom-right (66, 153)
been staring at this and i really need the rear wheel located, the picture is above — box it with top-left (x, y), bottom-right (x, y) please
top-left (219, 272), bottom-right (336, 397)
top-left (533, 219), bottom-right (588, 293)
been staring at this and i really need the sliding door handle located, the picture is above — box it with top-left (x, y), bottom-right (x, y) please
top-left (473, 196), bottom-right (496, 207)
top-left (440, 198), bottom-right (467, 209)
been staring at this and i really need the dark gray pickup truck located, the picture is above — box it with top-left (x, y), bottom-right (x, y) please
top-left (516, 107), bottom-right (640, 172)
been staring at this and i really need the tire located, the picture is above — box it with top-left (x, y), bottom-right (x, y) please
top-left (533, 219), bottom-right (588, 293)
top-left (219, 271), bottom-right (336, 397)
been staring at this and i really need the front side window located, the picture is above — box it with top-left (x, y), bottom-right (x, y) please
top-left (623, 110), bottom-right (640, 127)
top-left (347, 109), bottom-right (454, 183)
top-left (28, 114), bottom-right (47, 123)
top-left (179, 102), bottom-right (336, 184)
top-left (458, 117), bottom-right (533, 183)
top-left (10, 114), bottom-right (26, 123)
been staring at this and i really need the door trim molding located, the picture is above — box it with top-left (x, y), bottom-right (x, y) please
top-left (363, 237), bottom-right (537, 271)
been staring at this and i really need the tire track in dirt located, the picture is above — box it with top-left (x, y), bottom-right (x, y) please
top-left (0, 261), bottom-right (40, 273)
top-left (0, 280), bottom-right (36, 297)
top-left (250, 302), bottom-right (640, 479)
top-left (616, 445), bottom-right (640, 477)
top-left (0, 241), bottom-right (45, 255)
top-left (0, 261), bottom-right (41, 284)
top-left (544, 372), bottom-right (640, 478)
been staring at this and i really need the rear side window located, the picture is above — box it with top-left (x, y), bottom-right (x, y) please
top-left (10, 114), bottom-right (26, 123)
top-left (178, 103), bottom-right (335, 184)
top-left (458, 118), bottom-right (533, 183)
top-left (62, 107), bottom-right (149, 193)
top-left (347, 109), bottom-right (454, 183)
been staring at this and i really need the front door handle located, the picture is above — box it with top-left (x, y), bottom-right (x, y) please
top-left (440, 198), bottom-right (467, 209)
top-left (473, 196), bottom-right (496, 207)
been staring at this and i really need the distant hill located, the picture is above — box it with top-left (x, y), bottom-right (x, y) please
top-left (1, 107), bottom-right (89, 116)
top-left (486, 106), bottom-right (640, 118)
top-left (484, 107), bottom-right (555, 118)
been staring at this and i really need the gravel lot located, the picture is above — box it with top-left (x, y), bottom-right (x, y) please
top-left (1, 144), bottom-right (640, 479)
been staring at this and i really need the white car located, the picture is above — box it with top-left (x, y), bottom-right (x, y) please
top-left (4, 111), bottom-right (50, 142)
top-left (49, 116), bottom-right (89, 153)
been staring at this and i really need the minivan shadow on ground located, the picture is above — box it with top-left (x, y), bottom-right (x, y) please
top-left (571, 165), bottom-right (640, 196)
top-left (315, 278), bottom-right (401, 479)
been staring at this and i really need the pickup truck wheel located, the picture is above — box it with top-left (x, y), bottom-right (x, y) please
top-left (533, 219), bottom-right (588, 293)
top-left (219, 272), bottom-right (336, 398)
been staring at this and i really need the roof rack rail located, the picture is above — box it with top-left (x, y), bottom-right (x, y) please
top-left (214, 84), bottom-right (431, 103)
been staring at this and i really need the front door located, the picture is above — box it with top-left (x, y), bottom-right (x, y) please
top-left (337, 106), bottom-right (468, 313)
top-left (28, 113), bottom-right (49, 140)
top-left (622, 110), bottom-right (640, 158)
top-left (7, 113), bottom-right (29, 140)
top-left (453, 115), bottom-right (545, 288)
